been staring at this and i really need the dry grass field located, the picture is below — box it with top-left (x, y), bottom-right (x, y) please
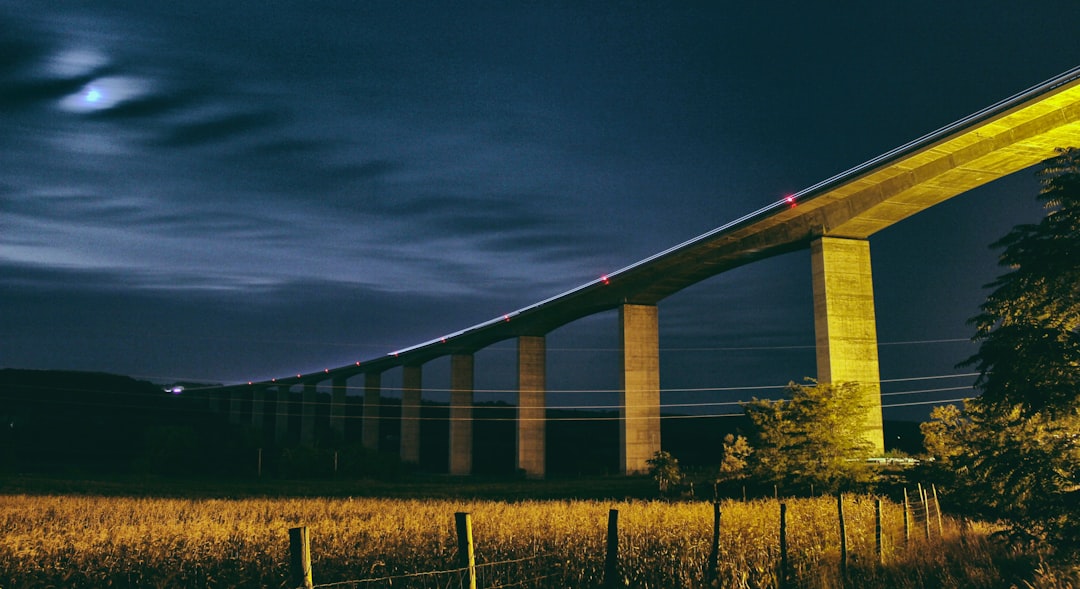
top-left (0, 492), bottom-right (1070, 588)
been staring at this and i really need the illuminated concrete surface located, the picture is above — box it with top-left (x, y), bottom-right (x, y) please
top-left (516, 335), bottom-right (546, 478)
top-left (619, 304), bottom-right (661, 475)
top-left (811, 237), bottom-right (884, 453)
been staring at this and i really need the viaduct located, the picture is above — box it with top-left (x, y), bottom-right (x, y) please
top-left (206, 66), bottom-right (1080, 478)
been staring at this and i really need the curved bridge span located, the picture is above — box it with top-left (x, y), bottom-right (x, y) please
top-left (210, 66), bottom-right (1080, 476)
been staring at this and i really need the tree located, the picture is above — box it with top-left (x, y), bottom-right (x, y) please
top-left (717, 433), bottom-right (752, 484)
top-left (921, 402), bottom-right (1079, 549)
top-left (932, 147), bottom-right (1080, 554)
top-left (646, 450), bottom-right (683, 494)
top-left (961, 147), bottom-right (1080, 418)
top-left (742, 380), bottom-right (875, 493)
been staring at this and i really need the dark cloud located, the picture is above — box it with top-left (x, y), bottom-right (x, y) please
top-left (1, 0), bottom-right (1078, 424)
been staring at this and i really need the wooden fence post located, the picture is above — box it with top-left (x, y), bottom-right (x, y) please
top-left (875, 497), bottom-right (883, 565)
top-left (932, 484), bottom-right (944, 538)
top-left (455, 512), bottom-right (476, 589)
top-left (903, 488), bottom-right (911, 545)
top-left (837, 493), bottom-right (848, 577)
top-left (918, 484), bottom-right (931, 540)
top-left (705, 501), bottom-right (721, 582)
top-left (604, 509), bottom-right (619, 589)
top-left (288, 526), bottom-right (313, 589)
top-left (779, 503), bottom-right (788, 588)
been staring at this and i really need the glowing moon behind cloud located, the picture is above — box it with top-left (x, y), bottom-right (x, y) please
top-left (60, 76), bottom-right (148, 113)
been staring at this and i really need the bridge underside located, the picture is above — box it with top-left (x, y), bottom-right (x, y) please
top-left (210, 67), bottom-right (1080, 478)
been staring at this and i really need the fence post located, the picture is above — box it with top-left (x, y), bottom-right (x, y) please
top-left (288, 526), bottom-right (313, 589)
top-left (604, 509), bottom-right (619, 589)
top-left (705, 501), bottom-right (721, 583)
top-left (918, 483), bottom-right (931, 540)
top-left (837, 493), bottom-right (848, 577)
top-left (875, 497), bottom-right (883, 565)
top-left (903, 488), bottom-right (911, 545)
top-left (455, 512), bottom-right (477, 589)
top-left (932, 484), bottom-right (944, 538)
top-left (779, 503), bottom-right (788, 588)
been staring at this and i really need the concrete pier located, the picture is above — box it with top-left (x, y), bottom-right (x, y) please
top-left (330, 375), bottom-right (347, 442)
top-left (619, 304), bottom-right (661, 475)
top-left (301, 381), bottom-right (316, 445)
top-left (400, 364), bottom-right (422, 464)
top-left (449, 354), bottom-right (474, 475)
top-left (275, 386), bottom-right (290, 444)
top-left (810, 236), bottom-right (885, 454)
top-left (251, 385), bottom-right (265, 431)
top-left (516, 335), bottom-right (546, 478)
top-left (363, 372), bottom-right (381, 451)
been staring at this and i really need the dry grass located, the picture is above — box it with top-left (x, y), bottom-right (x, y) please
top-left (0, 493), bottom-right (1066, 588)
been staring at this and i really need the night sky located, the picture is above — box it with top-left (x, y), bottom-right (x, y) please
top-left (3, 2), bottom-right (1079, 420)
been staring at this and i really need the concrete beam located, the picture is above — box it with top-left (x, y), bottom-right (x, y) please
top-left (400, 365), bottom-right (422, 464)
top-left (619, 304), bottom-right (661, 475)
top-left (810, 236), bottom-right (885, 454)
top-left (516, 335), bottom-right (546, 478)
top-left (449, 354), bottom-right (473, 475)
top-left (363, 372), bottom-right (381, 451)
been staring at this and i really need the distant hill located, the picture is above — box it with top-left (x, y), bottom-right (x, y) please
top-left (0, 369), bottom-right (925, 478)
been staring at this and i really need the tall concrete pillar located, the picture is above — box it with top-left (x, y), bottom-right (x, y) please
top-left (517, 335), bottom-right (546, 478)
top-left (400, 364), bottom-right (422, 464)
top-left (275, 386), bottom-right (290, 444)
top-left (449, 354), bottom-right (474, 475)
top-left (301, 381), bottom-right (317, 446)
top-left (810, 236), bottom-right (885, 454)
top-left (228, 388), bottom-right (246, 424)
top-left (251, 385), bottom-right (265, 431)
top-left (330, 376), bottom-right (347, 442)
top-left (619, 304), bottom-right (661, 475)
top-left (363, 372), bottom-right (381, 451)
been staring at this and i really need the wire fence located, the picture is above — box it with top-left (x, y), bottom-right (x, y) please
top-left (287, 485), bottom-right (952, 589)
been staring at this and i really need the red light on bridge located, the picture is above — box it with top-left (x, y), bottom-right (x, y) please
top-left (785, 194), bottom-right (797, 207)
top-left (355, 361), bottom-right (361, 366)
top-left (601, 275), bottom-right (610, 285)
top-left (503, 314), bottom-right (511, 322)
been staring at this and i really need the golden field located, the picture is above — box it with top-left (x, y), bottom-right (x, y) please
top-left (0, 492), bottom-right (1065, 588)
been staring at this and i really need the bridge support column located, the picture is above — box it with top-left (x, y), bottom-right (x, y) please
top-left (228, 388), bottom-right (246, 424)
top-left (517, 335), bottom-right (546, 479)
top-left (275, 386), bottom-right (291, 444)
top-left (330, 376), bottom-right (347, 443)
top-left (449, 354), bottom-right (474, 475)
top-left (363, 373), bottom-right (381, 451)
top-left (619, 304), bottom-right (661, 475)
top-left (810, 236), bottom-right (885, 454)
top-left (401, 365), bottom-right (422, 464)
top-left (251, 386), bottom-right (266, 432)
top-left (301, 382), bottom-right (316, 446)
